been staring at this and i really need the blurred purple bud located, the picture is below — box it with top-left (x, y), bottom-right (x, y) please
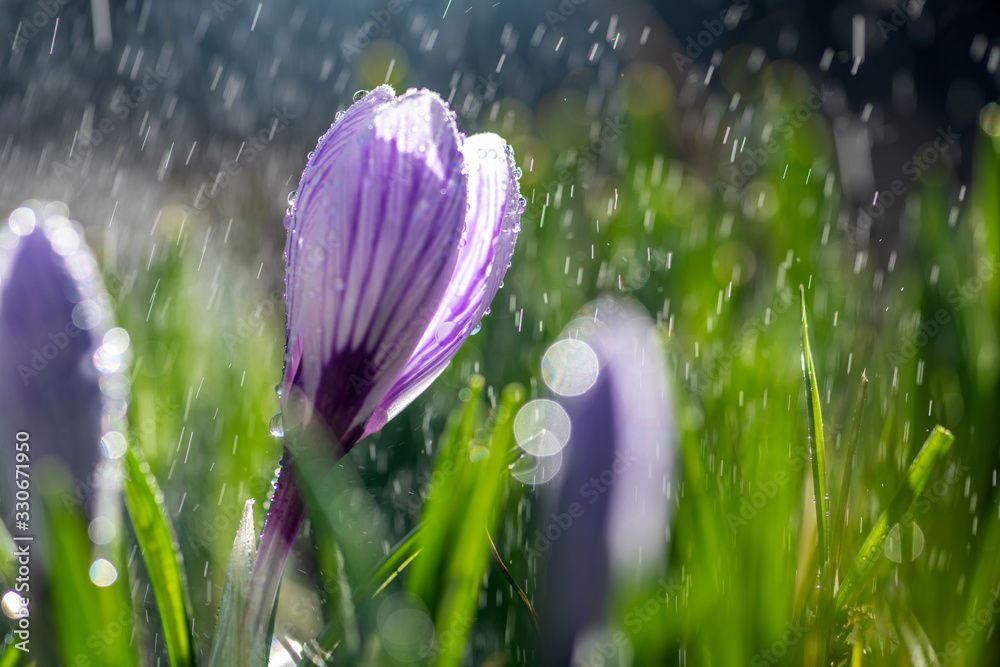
top-left (536, 297), bottom-right (676, 665)
top-left (0, 201), bottom-right (129, 546)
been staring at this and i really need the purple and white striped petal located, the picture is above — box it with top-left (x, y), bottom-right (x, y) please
top-left (371, 132), bottom-right (522, 428)
top-left (282, 86), bottom-right (468, 450)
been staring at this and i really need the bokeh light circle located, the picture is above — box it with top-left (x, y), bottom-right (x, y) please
top-left (541, 339), bottom-right (600, 396)
top-left (513, 399), bottom-right (571, 456)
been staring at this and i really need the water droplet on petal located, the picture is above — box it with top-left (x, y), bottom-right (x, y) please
top-left (269, 413), bottom-right (285, 438)
top-left (353, 90), bottom-right (369, 102)
top-left (471, 322), bottom-right (482, 335)
top-left (275, 383), bottom-right (284, 398)
top-left (435, 321), bottom-right (456, 344)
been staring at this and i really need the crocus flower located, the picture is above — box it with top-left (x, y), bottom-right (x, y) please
top-left (0, 201), bottom-right (127, 509)
top-left (534, 297), bottom-right (675, 666)
top-left (245, 85), bottom-right (521, 645)
top-left (0, 201), bottom-right (129, 627)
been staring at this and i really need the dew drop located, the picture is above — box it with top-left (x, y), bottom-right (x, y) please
top-left (287, 190), bottom-right (297, 206)
top-left (435, 321), bottom-right (457, 344)
top-left (275, 383), bottom-right (284, 398)
top-left (269, 413), bottom-right (285, 438)
top-left (471, 322), bottom-right (482, 335)
top-left (353, 90), bottom-right (369, 102)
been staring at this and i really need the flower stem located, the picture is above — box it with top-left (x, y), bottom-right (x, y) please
top-left (245, 452), bottom-right (306, 647)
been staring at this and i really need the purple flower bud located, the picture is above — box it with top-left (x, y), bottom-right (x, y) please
top-left (246, 87), bottom-right (522, 644)
top-left (281, 85), bottom-right (522, 451)
top-left (0, 201), bottom-right (129, 557)
top-left (534, 298), bottom-right (676, 664)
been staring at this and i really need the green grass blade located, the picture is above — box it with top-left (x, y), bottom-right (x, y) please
top-left (287, 423), bottom-right (391, 664)
top-left (363, 525), bottom-right (422, 599)
top-left (834, 425), bottom-right (955, 611)
top-left (486, 528), bottom-right (538, 631)
top-left (208, 499), bottom-right (259, 667)
top-left (800, 284), bottom-right (830, 570)
top-left (832, 372), bottom-right (868, 577)
top-left (0, 639), bottom-right (33, 666)
top-left (433, 383), bottom-right (524, 667)
top-left (123, 447), bottom-right (195, 667)
top-left (407, 375), bottom-right (485, 607)
top-left (40, 461), bottom-right (138, 667)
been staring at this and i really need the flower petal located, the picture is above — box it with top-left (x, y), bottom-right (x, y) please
top-left (283, 87), bottom-right (468, 448)
top-left (375, 132), bottom-right (522, 422)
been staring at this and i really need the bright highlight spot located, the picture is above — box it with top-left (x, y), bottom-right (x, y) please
top-left (103, 327), bottom-right (131, 355)
top-left (89, 558), bottom-right (118, 587)
top-left (89, 516), bottom-right (117, 545)
top-left (541, 338), bottom-right (599, 396)
top-left (101, 431), bottom-right (128, 459)
top-left (1, 591), bottom-right (27, 619)
top-left (511, 450), bottom-right (563, 486)
top-left (8, 208), bottom-right (36, 236)
top-left (884, 522), bottom-right (925, 563)
top-left (513, 399), bottom-right (571, 456)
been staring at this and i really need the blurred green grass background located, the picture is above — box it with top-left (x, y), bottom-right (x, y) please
top-left (3, 50), bottom-right (1000, 666)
